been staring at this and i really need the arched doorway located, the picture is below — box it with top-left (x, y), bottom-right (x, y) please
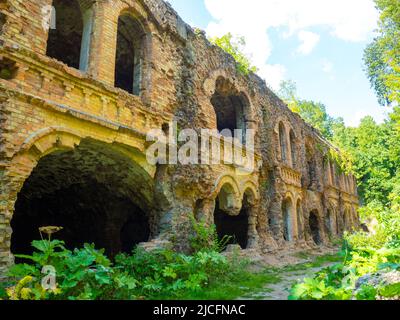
top-left (309, 210), bottom-right (322, 245)
top-left (115, 13), bottom-right (146, 95)
top-left (11, 139), bottom-right (154, 259)
top-left (214, 185), bottom-right (249, 249)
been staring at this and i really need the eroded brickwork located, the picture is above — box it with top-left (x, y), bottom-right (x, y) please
top-left (0, 0), bottom-right (359, 272)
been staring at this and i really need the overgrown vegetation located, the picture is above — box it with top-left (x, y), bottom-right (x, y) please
top-left (209, 33), bottom-right (258, 75)
top-left (0, 218), bottom-right (278, 300)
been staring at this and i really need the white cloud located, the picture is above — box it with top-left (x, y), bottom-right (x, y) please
top-left (322, 59), bottom-right (334, 73)
top-left (204, 0), bottom-right (378, 87)
top-left (258, 64), bottom-right (287, 90)
top-left (296, 31), bottom-right (320, 55)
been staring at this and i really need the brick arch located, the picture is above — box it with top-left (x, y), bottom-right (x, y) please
top-left (4, 128), bottom-right (85, 223)
top-left (5, 129), bottom-right (158, 260)
top-left (14, 127), bottom-right (154, 178)
top-left (114, 4), bottom-right (154, 97)
top-left (274, 118), bottom-right (296, 165)
top-left (203, 71), bottom-right (256, 130)
top-left (212, 175), bottom-right (242, 215)
top-left (242, 182), bottom-right (260, 204)
top-left (90, 0), bottom-right (155, 101)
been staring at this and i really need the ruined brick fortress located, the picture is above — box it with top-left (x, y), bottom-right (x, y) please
top-left (0, 0), bottom-right (359, 272)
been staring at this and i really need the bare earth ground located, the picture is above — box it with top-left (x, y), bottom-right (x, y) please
top-left (237, 245), bottom-right (341, 300)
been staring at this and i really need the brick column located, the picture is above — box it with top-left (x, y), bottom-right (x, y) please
top-left (87, 1), bottom-right (119, 86)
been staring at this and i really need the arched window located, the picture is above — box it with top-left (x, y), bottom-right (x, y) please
top-left (279, 122), bottom-right (287, 162)
top-left (289, 129), bottom-right (296, 167)
top-left (46, 0), bottom-right (93, 71)
top-left (115, 14), bottom-right (146, 95)
top-left (211, 78), bottom-right (249, 142)
top-left (306, 145), bottom-right (317, 189)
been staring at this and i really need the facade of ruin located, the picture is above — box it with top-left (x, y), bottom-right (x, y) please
top-left (0, 0), bottom-right (360, 272)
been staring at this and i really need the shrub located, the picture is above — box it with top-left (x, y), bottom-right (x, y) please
top-left (188, 215), bottom-right (231, 253)
top-left (1, 223), bottom-right (243, 300)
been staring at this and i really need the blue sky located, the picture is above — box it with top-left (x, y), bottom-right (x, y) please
top-left (168, 0), bottom-right (389, 127)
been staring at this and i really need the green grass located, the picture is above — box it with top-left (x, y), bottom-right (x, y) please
top-left (152, 268), bottom-right (281, 300)
top-left (148, 252), bottom-right (343, 300)
top-left (278, 253), bottom-right (343, 273)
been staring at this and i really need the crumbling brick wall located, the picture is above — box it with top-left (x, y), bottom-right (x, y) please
top-left (0, 0), bottom-right (359, 272)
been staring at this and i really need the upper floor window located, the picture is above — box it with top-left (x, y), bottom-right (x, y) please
top-left (211, 77), bottom-right (250, 142)
top-left (114, 14), bottom-right (145, 95)
top-left (46, 0), bottom-right (92, 71)
top-left (289, 129), bottom-right (296, 167)
top-left (306, 144), bottom-right (317, 189)
top-left (279, 122), bottom-right (287, 162)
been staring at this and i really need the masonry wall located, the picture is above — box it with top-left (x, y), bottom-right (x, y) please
top-left (0, 0), bottom-right (359, 272)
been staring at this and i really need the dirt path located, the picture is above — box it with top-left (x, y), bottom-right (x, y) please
top-left (241, 262), bottom-right (336, 300)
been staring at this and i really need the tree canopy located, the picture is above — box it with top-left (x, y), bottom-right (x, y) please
top-left (209, 33), bottom-right (258, 75)
top-left (364, 0), bottom-right (400, 107)
top-left (278, 80), bottom-right (341, 140)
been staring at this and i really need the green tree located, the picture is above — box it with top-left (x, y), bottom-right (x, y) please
top-left (278, 81), bottom-right (340, 140)
top-left (209, 33), bottom-right (258, 75)
top-left (364, 0), bottom-right (400, 106)
top-left (333, 116), bottom-right (399, 205)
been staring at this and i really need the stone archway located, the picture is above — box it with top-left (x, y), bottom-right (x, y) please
top-left (9, 138), bottom-right (155, 259)
top-left (213, 183), bottom-right (248, 249)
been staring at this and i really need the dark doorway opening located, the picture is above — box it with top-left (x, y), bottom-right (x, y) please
top-left (309, 210), bottom-right (322, 245)
top-left (11, 141), bottom-right (153, 260)
top-left (210, 77), bottom-right (248, 141)
top-left (214, 199), bottom-right (249, 249)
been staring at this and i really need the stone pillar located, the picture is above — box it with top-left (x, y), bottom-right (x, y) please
top-left (268, 195), bottom-right (283, 241)
top-left (247, 204), bottom-right (260, 249)
top-left (195, 199), bottom-right (216, 226)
